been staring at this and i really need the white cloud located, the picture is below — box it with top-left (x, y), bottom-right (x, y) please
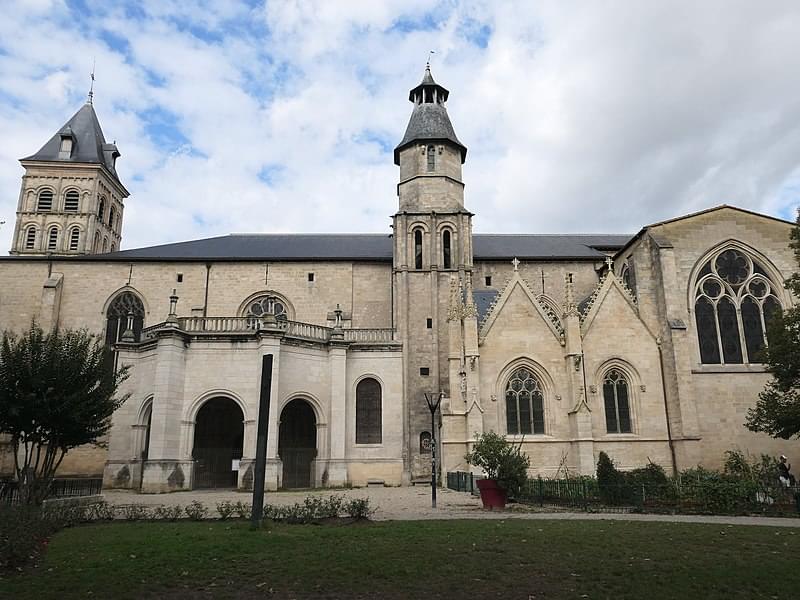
top-left (0, 1), bottom-right (798, 254)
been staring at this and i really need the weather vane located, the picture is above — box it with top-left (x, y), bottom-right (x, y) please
top-left (427, 50), bottom-right (435, 67)
top-left (88, 59), bottom-right (96, 104)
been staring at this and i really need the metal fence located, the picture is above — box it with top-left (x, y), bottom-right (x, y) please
top-left (446, 471), bottom-right (800, 515)
top-left (0, 477), bottom-right (103, 505)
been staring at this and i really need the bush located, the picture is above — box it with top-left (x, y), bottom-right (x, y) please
top-left (87, 501), bottom-right (116, 521)
top-left (0, 505), bottom-right (62, 569)
top-left (596, 452), bottom-right (629, 505)
top-left (153, 505), bottom-right (183, 521)
top-left (216, 501), bottom-right (235, 520)
top-left (465, 431), bottom-right (531, 496)
top-left (184, 501), bottom-right (208, 521)
top-left (233, 501), bottom-right (252, 520)
top-left (121, 504), bottom-right (151, 521)
top-left (345, 498), bottom-right (373, 519)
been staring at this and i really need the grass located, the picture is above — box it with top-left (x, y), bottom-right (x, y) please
top-left (2, 519), bottom-right (799, 599)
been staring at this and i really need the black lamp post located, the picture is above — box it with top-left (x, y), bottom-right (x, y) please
top-left (424, 391), bottom-right (443, 508)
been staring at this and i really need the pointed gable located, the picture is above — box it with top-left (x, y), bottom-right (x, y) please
top-left (21, 102), bottom-right (121, 180)
top-left (580, 273), bottom-right (654, 341)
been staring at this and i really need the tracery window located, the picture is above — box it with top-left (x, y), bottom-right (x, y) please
top-left (414, 228), bottom-right (423, 270)
top-left (505, 367), bottom-right (545, 435)
top-left (69, 227), bottom-right (80, 251)
top-left (47, 227), bottom-right (59, 251)
top-left (620, 261), bottom-right (636, 296)
top-left (245, 295), bottom-right (288, 320)
top-left (603, 369), bottom-right (632, 434)
top-left (356, 378), bottom-right (382, 444)
top-left (105, 292), bottom-right (145, 346)
top-left (426, 144), bottom-right (435, 171)
top-left (38, 190), bottom-right (53, 211)
top-left (25, 226), bottom-right (37, 250)
top-left (694, 248), bottom-right (782, 364)
top-left (64, 190), bottom-right (79, 212)
top-left (442, 230), bottom-right (452, 269)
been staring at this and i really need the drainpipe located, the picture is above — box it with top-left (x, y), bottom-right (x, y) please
top-left (657, 338), bottom-right (678, 478)
top-left (203, 263), bottom-right (211, 317)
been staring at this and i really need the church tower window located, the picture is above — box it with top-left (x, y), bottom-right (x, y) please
top-left (64, 190), bottom-right (79, 212)
top-left (426, 144), bottom-right (435, 171)
top-left (69, 227), bottom-right (80, 251)
top-left (442, 230), bottom-right (452, 269)
top-left (603, 369), bottom-right (632, 433)
top-left (98, 197), bottom-right (106, 221)
top-left (694, 247), bottom-right (782, 364)
top-left (105, 292), bottom-right (145, 346)
top-left (25, 226), bottom-right (37, 250)
top-left (505, 367), bottom-right (545, 435)
top-left (37, 190), bottom-right (53, 211)
top-left (93, 232), bottom-right (100, 252)
top-left (355, 378), bottom-right (382, 444)
top-left (47, 226), bottom-right (59, 251)
top-left (414, 228), bottom-right (423, 269)
top-left (109, 206), bottom-right (116, 229)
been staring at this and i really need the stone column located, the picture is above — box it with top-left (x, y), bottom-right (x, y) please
top-left (141, 329), bottom-right (192, 493)
top-left (327, 338), bottom-right (349, 486)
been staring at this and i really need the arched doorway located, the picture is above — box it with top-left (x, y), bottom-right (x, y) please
top-left (279, 399), bottom-right (317, 489)
top-left (192, 398), bottom-right (244, 489)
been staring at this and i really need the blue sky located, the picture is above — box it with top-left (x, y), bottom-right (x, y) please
top-left (0, 1), bottom-right (798, 252)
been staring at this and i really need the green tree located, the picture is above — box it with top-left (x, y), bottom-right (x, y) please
top-left (0, 325), bottom-right (129, 504)
top-left (746, 211), bottom-right (800, 439)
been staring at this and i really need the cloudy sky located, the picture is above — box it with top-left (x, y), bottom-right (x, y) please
top-left (1, 1), bottom-right (799, 253)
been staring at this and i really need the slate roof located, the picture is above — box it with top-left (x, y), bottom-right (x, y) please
top-left (61, 233), bottom-right (631, 262)
top-left (394, 67), bottom-right (467, 164)
top-left (472, 289), bottom-right (499, 323)
top-left (21, 102), bottom-right (121, 181)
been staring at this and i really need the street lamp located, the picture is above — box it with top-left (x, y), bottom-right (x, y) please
top-left (423, 391), bottom-right (443, 508)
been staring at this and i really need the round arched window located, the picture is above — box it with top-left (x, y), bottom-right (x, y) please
top-left (245, 295), bottom-right (288, 320)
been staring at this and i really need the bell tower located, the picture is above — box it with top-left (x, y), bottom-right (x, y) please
top-left (393, 65), bottom-right (475, 483)
top-left (10, 93), bottom-right (129, 256)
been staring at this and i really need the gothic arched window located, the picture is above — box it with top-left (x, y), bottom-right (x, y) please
top-left (356, 378), bottom-right (382, 444)
top-left (38, 190), bottom-right (53, 211)
top-left (245, 295), bottom-right (288, 320)
top-left (64, 190), bottom-right (79, 212)
top-left (25, 226), bottom-right (37, 250)
top-left (505, 367), bottom-right (545, 435)
top-left (426, 145), bottom-right (435, 171)
top-left (442, 230), bottom-right (452, 269)
top-left (47, 226), bottom-right (59, 251)
top-left (69, 227), bottom-right (80, 251)
top-left (414, 228), bottom-right (423, 270)
top-left (603, 369), bottom-right (632, 433)
top-left (105, 292), bottom-right (145, 346)
top-left (694, 248), bottom-right (782, 364)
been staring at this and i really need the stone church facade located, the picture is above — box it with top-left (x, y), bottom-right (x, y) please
top-left (0, 68), bottom-right (795, 492)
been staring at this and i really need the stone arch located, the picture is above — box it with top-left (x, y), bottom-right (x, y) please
top-left (594, 358), bottom-right (642, 435)
top-left (237, 290), bottom-right (295, 321)
top-left (101, 286), bottom-right (150, 317)
top-left (353, 376), bottom-right (383, 445)
top-left (495, 357), bottom-right (556, 436)
top-left (186, 389), bottom-right (249, 424)
top-left (278, 396), bottom-right (319, 488)
top-left (103, 288), bottom-right (147, 345)
top-left (62, 186), bottom-right (82, 211)
top-left (191, 395), bottom-right (245, 489)
top-left (686, 239), bottom-right (789, 312)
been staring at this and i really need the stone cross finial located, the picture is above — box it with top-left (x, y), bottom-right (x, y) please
top-left (605, 256), bottom-right (614, 272)
top-left (512, 257), bottom-right (520, 271)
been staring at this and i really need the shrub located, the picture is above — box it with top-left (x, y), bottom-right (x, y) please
top-left (465, 431), bottom-right (531, 496)
top-left (596, 452), bottom-right (630, 505)
top-left (153, 505), bottom-right (183, 521)
top-left (87, 500), bottom-right (116, 521)
top-left (0, 505), bottom-right (62, 569)
top-left (216, 501), bottom-right (235, 520)
top-left (184, 500), bottom-right (208, 521)
top-left (121, 504), bottom-right (151, 521)
top-left (233, 501), bottom-right (252, 520)
top-left (345, 498), bottom-right (373, 519)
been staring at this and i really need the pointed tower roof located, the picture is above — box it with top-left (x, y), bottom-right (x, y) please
top-left (21, 102), bottom-right (121, 181)
top-left (394, 65), bottom-right (467, 165)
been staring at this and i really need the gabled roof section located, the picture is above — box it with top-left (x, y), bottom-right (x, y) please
top-left (580, 271), bottom-right (650, 339)
top-left (614, 205), bottom-right (794, 259)
top-left (21, 102), bottom-right (121, 181)
top-left (473, 234), bottom-right (631, 260)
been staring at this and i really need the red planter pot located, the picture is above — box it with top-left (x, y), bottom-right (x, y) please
top-left (476, 478), bottom-right (507, 509)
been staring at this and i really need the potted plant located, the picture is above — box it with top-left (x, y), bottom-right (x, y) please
top-left (465, 431), bottom-right (530, 509)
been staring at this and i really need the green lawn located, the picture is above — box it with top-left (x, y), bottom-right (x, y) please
top-left (2, 519), bottom-right (799, 599)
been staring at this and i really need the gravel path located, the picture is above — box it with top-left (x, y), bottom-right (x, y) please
top-left (102, 486), bottom-right (800, 527)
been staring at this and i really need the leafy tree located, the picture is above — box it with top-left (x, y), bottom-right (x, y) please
top-left (0, 325), bottom-right (129, 504)
top-left (464, 431), bottom-right (531, 495)
top-left (746, 211), bottom-right (800, 439)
